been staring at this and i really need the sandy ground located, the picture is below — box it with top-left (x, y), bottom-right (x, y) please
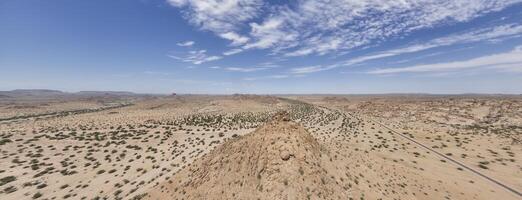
top-left (0, 94), bottom-right (520, 200)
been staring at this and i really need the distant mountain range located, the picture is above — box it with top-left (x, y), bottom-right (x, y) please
top-left (1, 90), bottom-right (519, 99)
top-left (0, 89), bottom-right (144, 98)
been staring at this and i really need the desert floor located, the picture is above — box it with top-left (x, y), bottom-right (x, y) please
top-left (0, 94), bottom-right (520, 200)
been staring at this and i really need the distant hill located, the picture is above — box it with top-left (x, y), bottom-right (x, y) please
top-left (0, 89), bottom-right (66, 98)
top-left (0, 89), bottom-right (143, 99)
top-left (76, 91), bottom-right (137, 96)
top-left (11, 89), bottom-right (65, 95)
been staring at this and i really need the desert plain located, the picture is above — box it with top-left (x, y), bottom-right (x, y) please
top-left (0, 90), bottom-right (520, 200)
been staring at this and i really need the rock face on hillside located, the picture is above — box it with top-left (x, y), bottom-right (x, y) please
top-left (145, 113), bottom-right (349, 200)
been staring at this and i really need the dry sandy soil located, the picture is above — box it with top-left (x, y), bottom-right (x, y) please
top-left (0, 94), bottom-right (520, 200)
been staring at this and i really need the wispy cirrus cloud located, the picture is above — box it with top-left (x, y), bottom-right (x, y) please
top-left (176, 40), bottom-right (195, 47)
top-left (168, 49), bottom-right (222, 64)
top-left (289, 23), bottom-right (522, 74)
top-left (290, 64), bottom-right (339, 74)
top-left (167, 0), bottom-right (522, 80)
top-left (249, 0), bottom-right (521, 56)
top-left (243, 75), bottom-right (289, 81)
top-left (213, 62), bottom-right (281, 73)
top-left (223, 48), bottom-right (243, 56)
top-left (167, 0), bottom-right (263, 34)
top-left (168, 0), bottom-right (521, 58)
top-left (367, 46), bottom-right (522, 74)
top-left (219, 32), bottom-right (249, 46)
top-left (223, 67), bottom-right (267, 72)
top-left (339, 23), bottom-right (522, 64)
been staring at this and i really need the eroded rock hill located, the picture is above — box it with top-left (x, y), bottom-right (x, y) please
top-left (145, 113), bottom-right (349, 200)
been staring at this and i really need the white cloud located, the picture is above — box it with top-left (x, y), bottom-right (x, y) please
top-left (223, 48), bottom-right (243, 56)
top-left (341, 23), bottom-right (522, 64)
top-left (176, 40), bottom-right (195, 47)
top-left (167, 0), bottom-right (263, 33)
top-left (224, 67), bottom-right (267, 72)
top-left (289, 65), bottom-right (324, 74)
top-left (257, 62), bottom-right (280, 69)
top-left (290, 64), bottom-right (340, 74)
top-left (367, 46), bottom-right (522, 74)
top-left (219, 32), bottom-right (249, 46)
top-left (246, 0), bottom-right (521, 56)
top-left (168, 49), bottom-right (222, 64)
top-left (167, 0), bottom-right (188, 6)
top-left (243, 75), bottom-right (289, 81)
top-left (213, 61), bottom-right (283, 73)
top-left (243, 18), bottom-right (298, 50)
top-left (218, 62), bottom-right (282, 73)
top-left (292, 23), bottom-right (522, 73)
top-left (169, 0), bottom-right (521, 57)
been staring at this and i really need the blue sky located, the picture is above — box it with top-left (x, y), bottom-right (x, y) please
top-left (1, 0), bottom-right (522, 94)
